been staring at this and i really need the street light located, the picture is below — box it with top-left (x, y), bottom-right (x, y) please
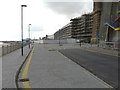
top-left (28, 24), bottom-right (31, 48)
top-left (21, 5), bottom-right (27, 56)
top-left (59, 29), bottom-right (60, 46)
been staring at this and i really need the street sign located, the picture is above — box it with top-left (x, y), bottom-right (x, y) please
top-left (59, 36), bottom-right (62, 39)
top-left (96, 34), bottom-right (99, 37)
top-left (23, 40), bottom-right (27, 43)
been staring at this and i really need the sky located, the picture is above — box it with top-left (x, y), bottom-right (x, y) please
top-left (0, 0), bottom-right (93, 41)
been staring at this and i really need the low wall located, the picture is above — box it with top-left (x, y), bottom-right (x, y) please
top-left (0, 47), bottom-right (2, 57)
top-left (99, 41), bottom-right (119, 50)
top-left (1, 42), bottom-right (28, 56)
top-left (35, 39), bottom-right (76, 44)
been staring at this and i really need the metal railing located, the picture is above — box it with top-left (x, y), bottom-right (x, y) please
top-left (99, 41), bottom-right (119, 50)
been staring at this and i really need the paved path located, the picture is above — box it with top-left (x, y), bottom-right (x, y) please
top-left (20, 44), bottom-right (112, 88)
top-left (2, 45), bottom-right (31, 88)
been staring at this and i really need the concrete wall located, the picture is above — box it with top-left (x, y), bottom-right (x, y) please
top-left (1, 43), bottom-right (28, 56)
top-left (66, 39), bottom-right (76, 44)
top-left (99, 2), bottom-right (112, 41)
top-left (0, 47), bottom-right (2, 57)
top-left (43, 40), bottom-right (67, 44)
top-left (99, 2), bottom-right (120, 42)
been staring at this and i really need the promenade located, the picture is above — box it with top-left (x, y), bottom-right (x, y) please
top-left (19, 43), bottom-right (112, 89)
top-left (2, 45), bottom-right (31, 88)
top-left (2, 43), bottom-right (118, 89)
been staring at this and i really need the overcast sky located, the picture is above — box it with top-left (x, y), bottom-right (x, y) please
top-left (0, 0), bottom-right (93, 41)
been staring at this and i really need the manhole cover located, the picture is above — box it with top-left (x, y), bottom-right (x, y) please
top-left (48, 49), bottom-right (57, 51)
top-left (19, 78), bottom-right (29, 82)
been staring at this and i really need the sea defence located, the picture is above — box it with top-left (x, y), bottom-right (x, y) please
top-left (0, 42), bottom-right (28, 56)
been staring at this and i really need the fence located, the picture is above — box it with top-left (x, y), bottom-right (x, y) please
top-left (1, 42), bottom-right (28, 56)
top-left (35, 39), bottom-right (76, 44)
top-left (99, 41), bottom-right (119, 50)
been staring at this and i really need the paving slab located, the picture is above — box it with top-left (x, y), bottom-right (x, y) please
top-left (2, 45), bottom-right (31, 88)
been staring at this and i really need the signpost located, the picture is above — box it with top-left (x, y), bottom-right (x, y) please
top-left (59, 36), bottom-right (62, 39)
top-left (96, 34), bottom-right (99, 47)
top-left (58, 36), bottom-right (62, 46)
top-left (96, 34), bottom-right (99, 37)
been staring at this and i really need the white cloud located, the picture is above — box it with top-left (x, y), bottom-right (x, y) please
top-left (0, 0), bottom-right (93, 41)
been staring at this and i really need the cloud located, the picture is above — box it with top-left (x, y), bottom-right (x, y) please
top-left (44, 2), bottom-right (93, 19)
top-left (0, 0), bottom-right (93, 41)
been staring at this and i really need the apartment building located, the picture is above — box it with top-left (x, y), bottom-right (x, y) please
top-left (91, 2), bottom-right (102, 43)
top-left (71, 13), bottom-right (93, 42)
top-left (54, 2), bottom-right (120, 44)
top-left (54, 23), bottom-right (72, 40)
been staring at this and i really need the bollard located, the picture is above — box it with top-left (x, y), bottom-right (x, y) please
top-left (8, 46), bottom-right (10, 53)
top-left (10, 45), bottom-right (12, 52)
top-left (4, 46), bottom-right (7, 55)
top-left (7, 45), bottom-right (8, 54)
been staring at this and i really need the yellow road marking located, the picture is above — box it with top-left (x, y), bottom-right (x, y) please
top-left (22, 48), bottom-right (34, 89)
top-left (99, 81), bottom-right (112, 90)
top-left (57, 50), bottom-right (113, 89)
top-left (78, 47), bottom-right (119, 57)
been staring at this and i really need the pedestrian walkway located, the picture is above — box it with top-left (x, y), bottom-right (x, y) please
top-left (2, 45), bottom-right (31, 88)
top-left (21, 43), bottom-right (112, 88)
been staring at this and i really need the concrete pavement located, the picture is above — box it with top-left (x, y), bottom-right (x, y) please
top-left (20, 43), bottom-right (112, 88)
top-left (2, 45), bottom-right (32, 88)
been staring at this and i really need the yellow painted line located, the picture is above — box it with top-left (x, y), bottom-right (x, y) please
top-left (83, 70), bottom-right (90, 76)
top-left (78, 47), bottom-right (119, 57)
top-left (57, 50), bottom-right (113, 89)
top-left (99, 81), bottom-right (112, 90)
top-left (22, 48), bottom-right (34, 89)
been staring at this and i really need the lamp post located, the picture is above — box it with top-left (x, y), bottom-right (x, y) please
top-left (21, 5), bottom-right (27, 56)
top-left (28, 24), bottom-right (31, 48)
top-left (58, 29), bottom-right (61, 46)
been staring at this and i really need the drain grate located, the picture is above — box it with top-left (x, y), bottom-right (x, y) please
top-left (48, 49), bottom-right (57, 51)
top-left (19, 78), bottom-right (29, 82)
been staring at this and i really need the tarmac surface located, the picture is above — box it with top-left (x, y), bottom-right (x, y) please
top-left (20, 44), bottom-right (112, 89)
top-left (59, 48), bottom-right (118, 88)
